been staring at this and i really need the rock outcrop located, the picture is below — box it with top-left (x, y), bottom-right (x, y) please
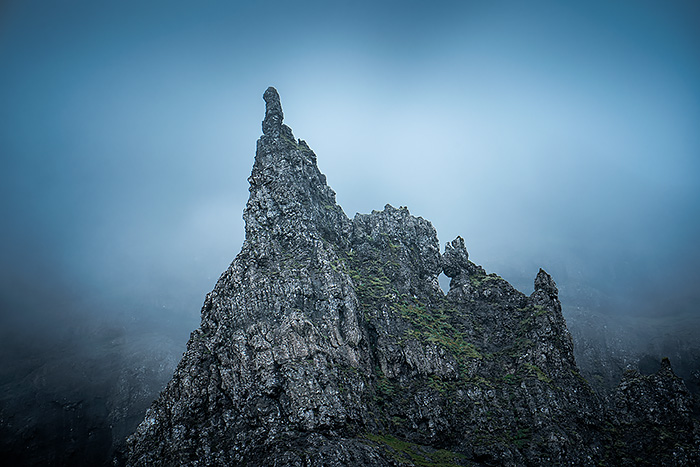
top-left (126, 88), bottom-right (699, 466)
top-left (604, 358), bottom-right (699, 465)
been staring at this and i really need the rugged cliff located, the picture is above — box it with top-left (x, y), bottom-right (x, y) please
top-left (126, 88), bottom-right (699, 466)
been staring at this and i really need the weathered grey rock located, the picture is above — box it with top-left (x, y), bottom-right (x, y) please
top-left (605, 358), bottom-right (700, 466)
top-left (442, 236), bottom-right (469, 279)
top-left (126, 88), bottom-right (699, 466)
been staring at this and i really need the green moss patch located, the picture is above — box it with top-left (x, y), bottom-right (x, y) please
top-left (364, 433), bottom-right (468, 467)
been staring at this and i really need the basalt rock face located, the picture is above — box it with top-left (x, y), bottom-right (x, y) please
top-left (126, 88), bottom-right (699, 466)
top-left (605, 358), bottom-right (699, 465)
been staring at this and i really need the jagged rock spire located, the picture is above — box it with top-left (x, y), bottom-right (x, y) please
top-left (442, 236), bottom-right (469, 278)
top-left (262, 86), bottom-right (283, 136)
top-left (534, 268), bottom-right (558, 299)
top-left (243, 87), bottom-right (350, 254)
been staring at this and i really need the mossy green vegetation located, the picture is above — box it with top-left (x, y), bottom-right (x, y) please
top-left (503, 336), bottom-right (533, 359)
top-left (394, 301), bottom-right (482, 361)
top-left (512, 426), bottom-right (532, 448)
top-left (281, 133), bottom-right (300, 148)
top-left (570, 369), bottom-right (596, 395)
top-left (523, 363), bottom-right (553, 384)
top-left (517, 305), bottom-right (550, 330)
top-left (502, 373), bottom-right (519, 385)
top-left (469, 273), bottom-right (503, 288)
top-left (345, 252), bottom-right (393, 309)
top-left (364, 433), bottom-right (467, 467)
top-left (376, 370), bottom-right (396, 398)
top-left (344, 243), bottom-right (485, 400)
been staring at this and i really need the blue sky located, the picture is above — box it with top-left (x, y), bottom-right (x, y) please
top-left (1, 0), bottom-right (699, 338)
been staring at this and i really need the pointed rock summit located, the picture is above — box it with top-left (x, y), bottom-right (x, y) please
top-left (533, 268), bottom-right (558, 300)
top-left (245, 88), bottom-right (349, 256)
top-left (262, 86), bottom-right (283, 132)
top-left (442, 236), bottom-right (470, 278)
top-left (261, 86), bottom-right (292, 140)
top-left (126, 88), bottom-right (699, 466)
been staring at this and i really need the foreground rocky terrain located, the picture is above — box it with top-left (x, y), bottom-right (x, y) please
top-left (124, 88), bottom-right (699, 466)
top-left (3, 310), bottom-right (696, 465)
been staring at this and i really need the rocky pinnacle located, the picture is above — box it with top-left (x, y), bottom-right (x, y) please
top-left (262, 86), bottom-right (283, 135)
top-left (125, 88), bottom-right (699, 467)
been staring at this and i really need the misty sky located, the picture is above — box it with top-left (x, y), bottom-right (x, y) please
top-left (1, 0), bottom-right (699, 344)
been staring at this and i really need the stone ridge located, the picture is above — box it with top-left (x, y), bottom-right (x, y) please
top-left (125, 88), bottom-right (699, 466)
